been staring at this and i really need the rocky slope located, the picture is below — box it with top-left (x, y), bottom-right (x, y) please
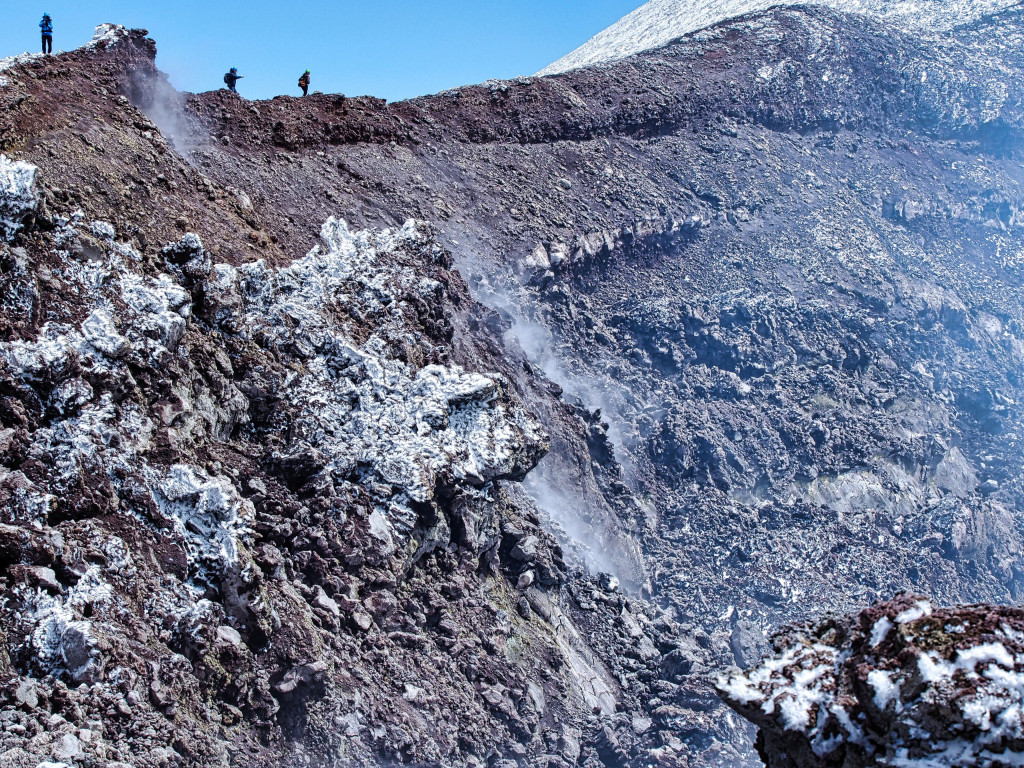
top-left (0, 26), bottom-right (714, 768)
top-left (158, 0), bottom-right (1024, 657)
top-left (1, 2), bottom-right (1023, 766)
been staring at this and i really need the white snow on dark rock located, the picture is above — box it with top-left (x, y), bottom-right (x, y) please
top-left (539, 0), bottom-right (1018, 75)
top-left (719, 595), bottom-right (1024, 768)
top-left (0, 155), bottom-right (37, 242)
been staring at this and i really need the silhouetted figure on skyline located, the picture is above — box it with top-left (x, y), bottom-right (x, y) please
top-left (40, 13), bottom-right (53, 54)
top-left (224, 67), bottom-right (243, 93)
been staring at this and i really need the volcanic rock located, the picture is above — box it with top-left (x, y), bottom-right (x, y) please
top-left (0, 2), bottom-right (1023, 765)
top-left (719, 595), bottom-right (1024, 768)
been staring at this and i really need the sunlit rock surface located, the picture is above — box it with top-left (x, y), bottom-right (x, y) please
top-left (0, 143), bottom-right (678, 766)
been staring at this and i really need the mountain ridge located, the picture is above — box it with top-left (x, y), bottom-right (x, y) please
top-left (538, 0), bottom-right (1023, 75)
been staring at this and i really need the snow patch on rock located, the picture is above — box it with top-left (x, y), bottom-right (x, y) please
top-left (718, 641), bottom-right (840, 742)
top-left (210, 217), bottom-right (546, 544)
top-left (86, 24), bottom-right (128, 50)
top-left (0, 53), bottom-right (44, 76)
top-left (867, 668), bottom-right (900, 711)
top-left (870, 615), bottom-right (894, 647)
top-left (80, 308), bottom-right (128, 359)
top-left (149, 465), bottom-right (252, 580)
top-left (896, 598), bottom-right (934, 624)
top-left (0, 154), bottom-right (38, 242)
top-left (720, 597), bottom-right (1024, 767)
top-left (19, 565), bottom-right (112, 683)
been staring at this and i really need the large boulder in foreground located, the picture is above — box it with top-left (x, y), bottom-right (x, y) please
top-left (717, 594), bottom-right (1024, 768)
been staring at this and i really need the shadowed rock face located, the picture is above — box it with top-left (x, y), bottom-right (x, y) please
top-left (0, 3), bottom-right (1023, 766)
top-left (718, 594), bottom-right (1024, 768)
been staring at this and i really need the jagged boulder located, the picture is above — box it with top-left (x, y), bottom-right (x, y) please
top-left (718, 594), bottom-right (1024, 768)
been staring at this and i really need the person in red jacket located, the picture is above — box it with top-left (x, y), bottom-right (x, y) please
top-left (298, 70), bottom-right (311, 97)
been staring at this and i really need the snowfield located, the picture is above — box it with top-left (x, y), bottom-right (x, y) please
top-left (538, 0), bottom-right (1018, 75)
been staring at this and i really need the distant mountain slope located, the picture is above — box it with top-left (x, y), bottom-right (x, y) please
top-left (538, 0), bottom-right (1019, 75)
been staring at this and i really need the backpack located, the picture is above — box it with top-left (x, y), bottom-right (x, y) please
top-left (224, 73), bottom-right (232, 85)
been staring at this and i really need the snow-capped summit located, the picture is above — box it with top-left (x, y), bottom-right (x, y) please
top-left (538, 0), bottom-right (1017, 75)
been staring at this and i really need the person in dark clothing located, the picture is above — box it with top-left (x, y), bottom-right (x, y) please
top-left (223, 67), bottom-right (243, 93)
top-left (40, 13), bottom-right (53, 54)
top-left (298, 70), bottom-right (310, 97)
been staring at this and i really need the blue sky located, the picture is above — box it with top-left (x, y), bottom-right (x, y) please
top-left (0, 1), bottom-right (641, 101)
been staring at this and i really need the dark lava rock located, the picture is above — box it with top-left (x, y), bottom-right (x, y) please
top-left (719, 594), bottom-right (1024, 768)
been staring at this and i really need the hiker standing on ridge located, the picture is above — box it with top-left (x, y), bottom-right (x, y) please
top-left (224, 67), bottom-right (243, 93)
top-left (40, 13), bottom-right (53, 54)
top-left (298, 70), bottom-right (310, 97)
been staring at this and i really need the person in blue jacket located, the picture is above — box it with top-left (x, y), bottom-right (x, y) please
top-left (223, 67), bottom-right (243, 93)
top-left (40, 13), bottom-right (53, 54)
